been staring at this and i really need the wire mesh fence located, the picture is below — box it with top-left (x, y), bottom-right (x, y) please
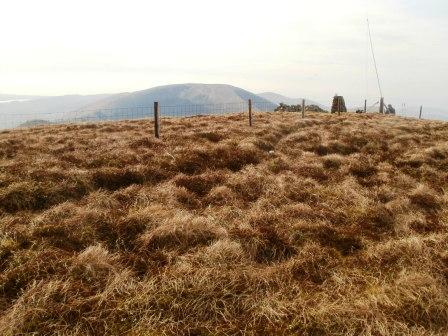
top-left (0, 101), bottom-right (277, 130)
top-left (0, 98), bottom-right (442, 131)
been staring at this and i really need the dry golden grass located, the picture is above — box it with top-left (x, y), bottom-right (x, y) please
top-left (1, 111), bottom-right (448, 335)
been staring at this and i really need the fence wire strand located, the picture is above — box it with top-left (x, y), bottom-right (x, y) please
top-left (0, 101), bottom-right (277, 130)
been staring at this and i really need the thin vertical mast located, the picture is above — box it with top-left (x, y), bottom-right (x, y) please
top-left (367, 18), bottom-right (383, 99)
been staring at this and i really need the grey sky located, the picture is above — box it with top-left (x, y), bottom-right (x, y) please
top-left (1, 0), bottom-right (447, 109)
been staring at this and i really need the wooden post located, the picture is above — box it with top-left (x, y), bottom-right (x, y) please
top-left (338, 97), bottom-right (341, 116)
top-left (248, 99), bottom-right (253, 127)
top-left (154, 102), bottom-right (160, 138)
top-left (302, 99), bottom-right (305, 118)
top-left (419, 106), bottom-right (423, 119)
top-left (364, 99), bottom-right (367, 113)
top-left (379, 97), bottom-right (384, 114)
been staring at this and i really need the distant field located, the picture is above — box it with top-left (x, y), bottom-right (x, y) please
top-left (0, 112), bottom-right (447, 335)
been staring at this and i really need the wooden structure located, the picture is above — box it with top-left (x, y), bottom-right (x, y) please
top-left (302, 99), bottom-right (305, 118)
top-left (248, 99), bottom-right (253, 126)
top-left (154, 102), bottom-right (160, 138)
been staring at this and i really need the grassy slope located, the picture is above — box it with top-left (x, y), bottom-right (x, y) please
top-left (0, 112), bottom-right (447, 335)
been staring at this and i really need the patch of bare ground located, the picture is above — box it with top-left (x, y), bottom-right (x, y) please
top-left (1, 111), bottom-right (448, 335)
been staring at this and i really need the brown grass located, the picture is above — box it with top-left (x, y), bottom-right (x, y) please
top-left (1, 111), bottom-right (448, 335)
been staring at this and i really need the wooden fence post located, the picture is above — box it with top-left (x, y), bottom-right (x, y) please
top-left (154, 102), bottom-right (160, 138)
top-left (302, 99), bottom-right (305, 118)
top-left (364, 99), bottom-right (367, 113)
top-left (419, 106), bottom-right (423, 119)
top-left (338, 97), bottom-right (341, 116)
top-left (379, 97), bottom-right (384, 114)
top-left (248, 99), bottom-right (253, 127)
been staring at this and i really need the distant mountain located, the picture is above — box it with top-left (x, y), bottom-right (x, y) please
top-left (77, 84), bottom-right (276, 119)
top-left (0, 94), bottom-right (113, 128)
top-left (18, 119), bottom-right (54, 127)
top-left (0, 94), bottom-right (44, 101)
top-left (258, 92), bottom-right (327, 109)
top-left (0, 84), bottom-right (276, 128)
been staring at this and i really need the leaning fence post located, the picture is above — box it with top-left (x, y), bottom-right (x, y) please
top-left (419, 106), bottom-right (423, 119)
top-left (364, 99), bottom-right (367, 113)
top-left (302, 99), bottom-right (305, 118)
top-left (248, 99), bottom-right (253, 127)
top-left (154, 102), bottom-right (160, 138)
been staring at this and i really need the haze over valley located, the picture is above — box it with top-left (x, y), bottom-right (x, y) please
top-left (1, 83), bottom-right (447, 129)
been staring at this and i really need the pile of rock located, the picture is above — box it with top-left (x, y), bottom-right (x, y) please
top-left (385, 104), bottom-right (396, 115)
top-left (275, 103), bottom-right (302, 112)
top-left (275, 103), bottom-right (326, 113)
top-left (307, 105), bottom-right (326, 112)
top-left (331, 96), bottom-right (347, 113)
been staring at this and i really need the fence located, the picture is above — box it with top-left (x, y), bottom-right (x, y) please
top-left (1, 98), bottom-right (436, 133)
top-left (0, 101), bottom-right (277, 130)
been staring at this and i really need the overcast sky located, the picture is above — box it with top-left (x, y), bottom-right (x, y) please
top-left (1, 0), bottom-right (447, 108)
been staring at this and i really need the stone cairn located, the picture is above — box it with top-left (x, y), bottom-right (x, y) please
top-left (275, 103), bottom-right (325, 113)
top-left (331, 95), bottom-right (347, 114)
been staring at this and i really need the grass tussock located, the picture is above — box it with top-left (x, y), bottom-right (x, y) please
top-left (1, 111), bottom-right (448, 335)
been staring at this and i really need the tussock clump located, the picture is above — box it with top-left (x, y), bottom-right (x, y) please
top-left (397, 153), bottom-right (426, 169)
top-left (174, 171), bottom-right (227, 197)
top-left (294, 162), bottom-right (328, 182)
top-left (266, 156), bottom-right (291, 173)
top-left (70, 245), bottom-right (119, 286)
top-left (409, 185), bottom-right (441, 211)
top-left (375, 185), bottom-right (397, 203)
top-left (138, 214), bottom-right (225, 254)
top-left (113, 209), bottom-right (158, 249)
top-left (194, 239), bottom-right (246, 266)
top-left (288, 243), bottom-right (340, 285)
top-left (226, 166), bottom-right (270, 203)
top-left (278, 131), bottom-right (320, 154)
top-left (230, 224), bottom-right (295, 263)
top-left (173, 186), bottom-right (202, 209)
top-left (297, 224), bottom-right (364, 255)
top-left (196, 131), bottom-right (225, 143)
top-left (408, 216), bottom-right (442, 234)
top-left (204, 185), bottom-right (237, 206)
top-left (426, 144), bottom-right (448, 161)
top-left (0, 180), bottom-right (88, 213)
top-left (254, 225), bottom-right (296, 263)
top-left (284, 177), bottom-right (320, 204)
top-left (357, 204), bottom-right (396, 236)
top-left (0, 237), bottom-right (19, 266)
top-left (92, 167), bottom-right (144, 191)
top-left (175, 142), bottom-right (262, 174)
top-left (349, 157), bottom-right (378, 178)
top-left (0, 248), bottom-right (69, 300)
top-left (322, 153), bottom-right (344, 169)
top-left (140, 165), bottom-right (172, 184)
top-left (326, 140), bottom-right (359, 155)
top-left (252, 137), bottom-right (276, 151)
top-left (0, 182), bottom-right (40, 212)
top-left (130, 136), bottom-right (163, 148)
top-left (1, 112), bottom-right (448, 335)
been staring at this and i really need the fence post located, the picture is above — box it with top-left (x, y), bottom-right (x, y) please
top-left (154, 102), bottom-right (160, 138)
top-left (248, 99), bottom-right (253, 126)
top-left (379, 97), bottom-right (384, 114)
top-left (364, 99), bottom-right (367, 113)
top-left (338, 97), bottom-right (341, 116)
top-left (302, 99), bottom-right (305, 118)
top-left (419, 106), bottom-right (423, 119)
